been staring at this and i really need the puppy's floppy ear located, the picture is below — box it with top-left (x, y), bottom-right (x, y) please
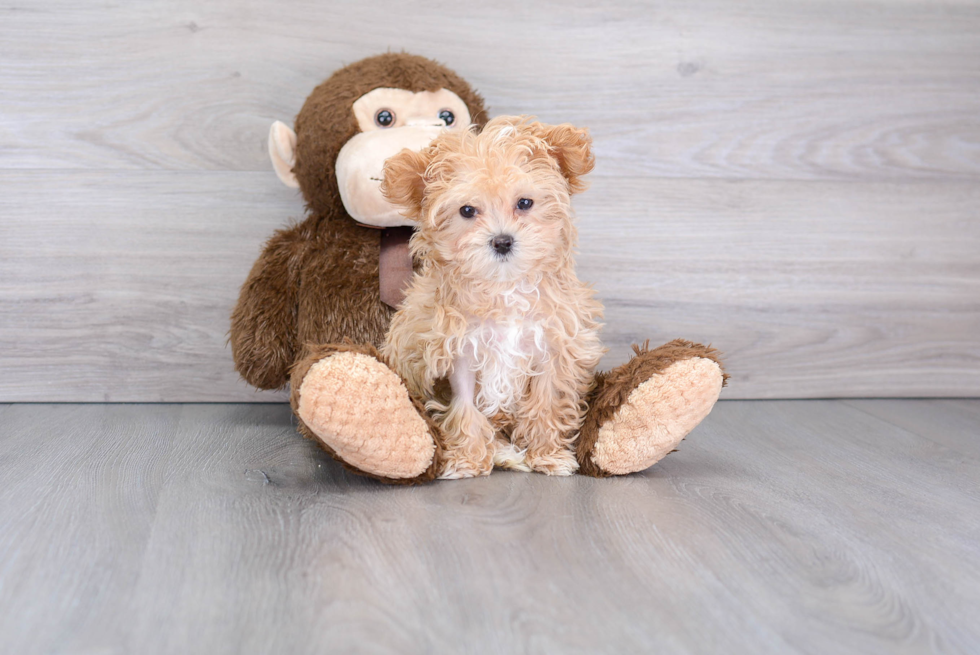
top-left (533, 122), bottom-right (595, 194)
top-left (381, 148), bottom-right (430, 217)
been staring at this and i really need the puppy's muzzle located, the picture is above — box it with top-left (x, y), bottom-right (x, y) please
top-left (491, 234), bottom-right (514, 257)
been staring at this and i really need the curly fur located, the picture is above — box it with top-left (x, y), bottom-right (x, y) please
top-left (382, 116), bottom-right (606, 478)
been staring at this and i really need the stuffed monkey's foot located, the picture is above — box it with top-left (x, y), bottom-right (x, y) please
top-left (578, 340), bottom-right (727, 477)
top-left (292, 345), bottom-right (438, 482)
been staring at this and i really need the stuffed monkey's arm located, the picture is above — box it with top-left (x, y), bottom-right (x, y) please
top-left (230, 225), bottom-right (307, 390)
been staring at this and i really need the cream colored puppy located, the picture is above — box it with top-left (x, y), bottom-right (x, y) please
top-left (381, 116), bottom-right (605, 479)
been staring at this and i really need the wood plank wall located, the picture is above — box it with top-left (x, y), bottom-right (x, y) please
top-left (1, 0), bottom-right (978, 401)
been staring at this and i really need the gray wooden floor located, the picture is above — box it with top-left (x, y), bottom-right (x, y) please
top-left (1, 400), bottom-right (978, 654)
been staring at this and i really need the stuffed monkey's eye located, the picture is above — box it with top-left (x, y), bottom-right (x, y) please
top-left (375, 109), bottom-right (395, 127)
top-left (459, 205), bottom-right (476, 219)
top-left (517, 198), bottom-right (533, 211)
top-left (439, 110), bottom-right (455, 126)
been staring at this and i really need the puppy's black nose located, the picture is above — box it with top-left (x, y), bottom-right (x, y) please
top-left (491, 234), bottom-right (514, 255)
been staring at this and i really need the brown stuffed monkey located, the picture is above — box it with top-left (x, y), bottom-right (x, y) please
top-left (230, 53), bottom-right (727, 484)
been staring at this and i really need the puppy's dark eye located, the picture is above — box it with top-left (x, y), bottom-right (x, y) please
top-left (459, 205), bottom-right (476, 219)
top-left (439, 110), bottom-right (455, 126)
top-left (375, 109), bottom-right (394, 127)
top-left (517, 198), bottom-right (533, 211)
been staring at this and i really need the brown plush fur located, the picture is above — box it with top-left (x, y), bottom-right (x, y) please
top-left (576, 339), bottom-right (729, 477)
top-left (230, 53), bottom-right (488, 392)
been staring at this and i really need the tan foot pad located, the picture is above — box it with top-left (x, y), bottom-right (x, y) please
top-left (592, 357), bottom-right (723, 475)
top-left (297, 352), bottom-right (435, 479)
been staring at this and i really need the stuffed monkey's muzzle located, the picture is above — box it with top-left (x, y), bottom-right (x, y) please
top-left (336, 124), bottom-right (443, 228)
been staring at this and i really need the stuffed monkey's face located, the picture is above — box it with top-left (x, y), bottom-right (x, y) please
top-left (269, 88), bottom-right (471, 227)
top-left (335, 88), bottom-right (471, 227)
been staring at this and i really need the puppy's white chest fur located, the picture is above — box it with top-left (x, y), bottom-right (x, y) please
top-left (453, 317), bottom-right (546, 418)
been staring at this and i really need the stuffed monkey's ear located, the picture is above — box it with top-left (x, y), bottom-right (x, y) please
top-left (268, 121), bottom-right (299, 189)
top-left (381, 148), bottom-right (429, 218)
top-left (535, 123), bottom-right (595, 194)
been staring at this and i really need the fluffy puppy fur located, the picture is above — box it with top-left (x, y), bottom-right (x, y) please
top-left (381, 116), bottom-right (605, 478)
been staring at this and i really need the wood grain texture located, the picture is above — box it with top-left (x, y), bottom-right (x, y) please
top-left (0, 171), bottom-right (291, 402)
top-left (1, 0), bottom-right (978, 400)
top-left (1, 400), bottom-right (979, 654)
top-left (843, 398), bottom-right (980, 457)
top-left (3, 1), bottom-right (979, 180)
top-left (2, 172), bottom-right (977, 400)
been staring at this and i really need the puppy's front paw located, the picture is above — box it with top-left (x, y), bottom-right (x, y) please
top-left (438, 450), bottom-right (494, 479)
top-left (492, 439), bottom-right (531, 472)
top-left (526, 448), bottom-right (579, 476)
